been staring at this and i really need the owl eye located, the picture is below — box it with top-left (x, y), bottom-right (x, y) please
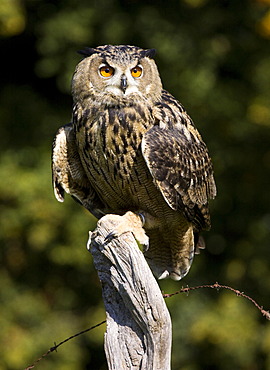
top-left (99, 65), bottom-right (114, 78)
top-left (131, 65), bottom-right (143, 78)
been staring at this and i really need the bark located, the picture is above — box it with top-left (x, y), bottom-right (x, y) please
top-left (87, 213), bottom-right (172, 370)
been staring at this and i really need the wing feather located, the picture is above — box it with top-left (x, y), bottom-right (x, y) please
top-left (52, 123), bottom-right (105, 219)
top-left (142, 124), bottom-right (216, 230)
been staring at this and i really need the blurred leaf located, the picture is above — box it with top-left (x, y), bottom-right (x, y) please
top-left (0, 0), bottom-right (25, 36)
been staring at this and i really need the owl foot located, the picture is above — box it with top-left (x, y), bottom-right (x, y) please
top-left (104, 211), bottom-right (149, 251)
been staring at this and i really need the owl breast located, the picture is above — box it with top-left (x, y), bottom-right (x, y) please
top-left (75, 104), bottom-right (161, 212)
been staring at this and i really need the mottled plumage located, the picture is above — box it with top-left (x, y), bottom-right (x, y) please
top-left (52, 45), bottom-right (216, 280)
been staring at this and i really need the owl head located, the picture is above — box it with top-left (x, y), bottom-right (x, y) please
top-left (72, 45), bottom-right (163, 107)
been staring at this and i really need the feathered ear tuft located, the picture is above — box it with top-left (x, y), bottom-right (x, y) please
top-left (77, 47), bottom-right (99, 57)
top-left (141, 48), bottom-right (156, 59)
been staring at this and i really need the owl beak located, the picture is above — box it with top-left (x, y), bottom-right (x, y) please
top-left (120, 75), bottom-right (128, 92)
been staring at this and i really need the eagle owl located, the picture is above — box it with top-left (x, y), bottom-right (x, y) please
top-left (52, 45), bottom-right (216, 281)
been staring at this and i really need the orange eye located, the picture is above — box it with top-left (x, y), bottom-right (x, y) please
top-left (99, 65), bottom-right (114, 78)
top-left (131, 65), bottom-right (143, 78)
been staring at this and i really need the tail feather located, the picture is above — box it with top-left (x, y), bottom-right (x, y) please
top-left (144, 225), bottom-right (195, 281)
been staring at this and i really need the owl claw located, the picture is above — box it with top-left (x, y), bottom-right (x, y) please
top-left (104, 230), bottom-right (118, 242)
top-left (102, 212), bottom-right (149, 250)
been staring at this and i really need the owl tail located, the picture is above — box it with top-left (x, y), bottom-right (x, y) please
top-left (144, 225), bottom-right (195, 281)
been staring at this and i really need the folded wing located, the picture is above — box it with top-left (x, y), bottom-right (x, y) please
top-left (141, 125), bottom-right (216, 230)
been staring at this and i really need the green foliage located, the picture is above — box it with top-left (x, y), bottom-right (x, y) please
top-left (1, 0), bottom-right (270, 368)
top-left (0, 0), bottom-right (25, 36)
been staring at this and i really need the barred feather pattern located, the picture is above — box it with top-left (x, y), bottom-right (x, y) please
top-left (52, 45), bottom-right (216, 280)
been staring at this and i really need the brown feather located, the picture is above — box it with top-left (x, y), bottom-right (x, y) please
top-left (52, 45), bottom-right (216, 280)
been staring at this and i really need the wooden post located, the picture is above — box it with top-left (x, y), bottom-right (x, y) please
top-left (87, 213), bottom-right (172, 370)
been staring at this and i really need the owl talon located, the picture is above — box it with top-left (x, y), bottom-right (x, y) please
top-left (104, 230), bottom-right (118, 242)
top-left (138, 212), bottom-right (145, 226)
top-left (102, 212), bottom-right (149, 250)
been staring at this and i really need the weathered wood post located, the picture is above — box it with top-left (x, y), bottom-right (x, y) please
top-left (87, 213), bottom-right (172, 370)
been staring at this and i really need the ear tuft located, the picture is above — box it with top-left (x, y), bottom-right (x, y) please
top-left (77, 47), bottom-right (99, 57)
top-left (141, 48), bottom-right (156, 59)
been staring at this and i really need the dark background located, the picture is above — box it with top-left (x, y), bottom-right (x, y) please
top-left (1, 0), bottom-right (270, 369)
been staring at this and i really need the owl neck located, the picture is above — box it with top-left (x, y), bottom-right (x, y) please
top-left (72, 92), bottom-right (157, 127)
top-left (74, 88), bottom-right (162, 111)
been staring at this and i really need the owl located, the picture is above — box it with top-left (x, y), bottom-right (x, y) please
top-left (52, 45), bottom-right (216, 281)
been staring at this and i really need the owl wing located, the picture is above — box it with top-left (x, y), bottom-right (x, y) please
top-left (52, 123), bottom-right (105, 219)
top-left (141, 122), bottom-right (216, 231)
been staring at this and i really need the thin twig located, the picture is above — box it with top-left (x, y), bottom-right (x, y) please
top-left (163, 282), bottom-right (270, 320)
top-left (24, 320), bottom-right (106, 370)
top-left (24, 281), bottom-right (270, 369)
